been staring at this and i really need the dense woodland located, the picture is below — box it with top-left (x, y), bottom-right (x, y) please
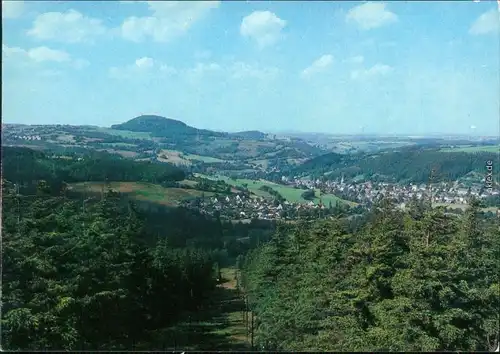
top-left (194, 178), bottom-right (232, 194)
top-left (2, 145), bottom-right (499, 351)
top-left (1, 148), bottom-right (273, 350)
top-left (293, 148), bottom-right (500, 183)
top-left (2, 147), bottom-right (185, 194)
top-left (241, 198), bottom-right (499, 351)
top-left (2, 182), bottom-right (221, 350)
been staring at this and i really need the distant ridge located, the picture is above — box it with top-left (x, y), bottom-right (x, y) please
top-left (230, 130), bottom-right (267, 140)
top-left (111, 115), bottom-right (226, 138)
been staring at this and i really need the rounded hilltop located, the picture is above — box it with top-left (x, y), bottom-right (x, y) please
top-left (111, 115), bottom-right (189, 133)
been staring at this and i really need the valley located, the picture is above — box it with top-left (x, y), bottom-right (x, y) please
top-left (2, 115), bottom-right (499, 352)
top-left (3, 0), bottom-right (500, 351)
top-left (3, 115), bottom-right (499, 218)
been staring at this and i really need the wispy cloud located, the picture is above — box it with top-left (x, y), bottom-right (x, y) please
top-left (346, 2), bottom-right (398, 30)
top-left (109, 57), bottom-right (177, 79)
top-left (301, 55), bottom-right (334, 78)
top-left (469, 9), bottom-right (499, 35)
top-left (3, 44), bottom-right (90, 68)
top-left (229, 62), bottom-right (281, 80)
top-left (351, 63), bottom-right (393, 80)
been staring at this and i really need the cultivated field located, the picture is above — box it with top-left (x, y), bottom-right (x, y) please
top-left (158, 149), bottom-right (225, 165)
top-left (181, 151), bottom-right (225, 163)
top-left (68, 182), bottom-right (214, 206)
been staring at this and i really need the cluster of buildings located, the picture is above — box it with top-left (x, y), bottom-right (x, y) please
top-left (9, 135), bottom-right (43, 141)
top-left (281, 176), bottom-right (498, 206)
top-left (182, 193), bottom-right (325, 221)
top-left (182, 172), bottom-right (499, 221)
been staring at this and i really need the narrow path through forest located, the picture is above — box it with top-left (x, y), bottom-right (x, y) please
top-left (138, 267), bottom-right (251, 351)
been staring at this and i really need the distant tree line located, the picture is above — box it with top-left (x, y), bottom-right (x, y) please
top-left (292, 148), bottom-right (500, 184)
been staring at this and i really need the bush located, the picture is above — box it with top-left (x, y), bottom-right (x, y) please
top-left (301, 189), bottom-right (315, 200)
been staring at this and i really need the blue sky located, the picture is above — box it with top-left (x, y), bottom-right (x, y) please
top-left (2, 1), bottom-right (499, 135)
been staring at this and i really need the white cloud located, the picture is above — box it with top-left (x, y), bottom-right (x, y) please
top-left (351, 63), bottom-right (393, 80)
top-left (135, 57), bottom-right (155, 69)
top-left (301, 54), bottom-right (334, 78)
top-left (3, 44), bottom-right (70, 63)
top-left (109, 57), bottom-right (177, 79)
top-left (28, 9), bottom-right (107, 43)
top-left (28, 46), bottom-right (71, 62)
top-left (120, 1), bottom-right (220, 42)
top-left (2, 44), bottom-right (89, 70)
top-left (2, 44), bottom-right (26, 56)
top-left (346, 2), bottom-right (398, 30)
top-left (188, 62), bottom-right (221, 75)
top-left (229, 62), bottom-right (280, 80)
top-left (185, 61), bottom-right (278, 81)
top-left (469, 9), bottom-right (499, 35)
top-left (109, 57), bottom-right (279, 83)
top-left (240, 11), bottom-right (286, 48)
top-left (184, 62), bottom-right (222, 83)
top-left (2, 0), bottom-right (24, 19)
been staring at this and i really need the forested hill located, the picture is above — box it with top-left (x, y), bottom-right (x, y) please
top-left (241, 198), bottom-right (499, 351)
top-left (2, 146), bottom-right (185, 193)
top-left (293, 149), bottom-right (499, 183)
top-left (110, 115), bottom-right (226, 138)
top-left (2, 146), bottom-right (274, 351)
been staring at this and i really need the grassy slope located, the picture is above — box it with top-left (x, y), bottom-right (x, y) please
top-left (196, 174), bottom-right (356, 206)
top-left (163, 149), bottom-right (225, 163)
top-left (69, 182), bottom-right (214, 206)
top-left (91, 127), bottom-right (152, 139)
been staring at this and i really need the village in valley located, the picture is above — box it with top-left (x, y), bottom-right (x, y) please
top-left (182, 193), bottom-right (338, 222)
top-left (283, 175), bottom-right (499, 207)
top-left (179, 173), bottom-right (499, 222)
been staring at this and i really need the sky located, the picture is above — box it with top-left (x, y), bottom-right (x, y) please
top-left (2, 0), bottom-right (499, 135)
